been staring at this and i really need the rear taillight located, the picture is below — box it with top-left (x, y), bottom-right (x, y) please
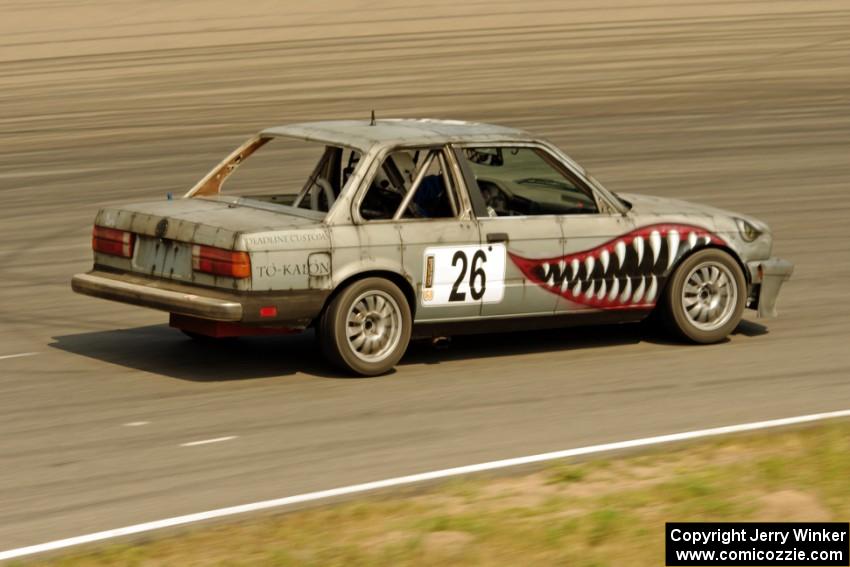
top-left (192, 245), bottom-right (251, 279)
top-left (92, 226), bottom-right (135, 258)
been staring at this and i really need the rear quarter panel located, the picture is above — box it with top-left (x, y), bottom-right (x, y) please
top-left (327, 224), bottom-right (406, 290)
top-left (242, 228), bottom-right (334, 292)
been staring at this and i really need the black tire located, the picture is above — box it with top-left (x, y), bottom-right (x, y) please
top-left (661, 248), bottom-right (746, 343)
top-left (318, 277), bottom-right (412, 376)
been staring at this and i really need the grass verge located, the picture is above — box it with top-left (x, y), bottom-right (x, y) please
top-left (22, 422), bottom-right (850, 566)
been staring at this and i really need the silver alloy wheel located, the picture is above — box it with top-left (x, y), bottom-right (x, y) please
top-left (681, 261), bottom-right (738, 331)
top-left (346, 290), bottom-right (403, 363)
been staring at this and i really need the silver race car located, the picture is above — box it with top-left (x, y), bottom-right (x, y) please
top-left (72, 119), bottom-right (793, 375)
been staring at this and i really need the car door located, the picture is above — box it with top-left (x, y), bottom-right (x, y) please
top-left (454, 143), bottom-right (643, 318)
top-left (473, 214), bottom-right (563, 317)
top-left (553, 213), bottom-right (637, 313)
top-left (355, 146), bottom-right (487, 322)
top-left (452, 145), bottom-right (570, 318)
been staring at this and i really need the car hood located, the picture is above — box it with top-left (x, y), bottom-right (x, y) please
top-left (617, 192), bottom-right (741, 220)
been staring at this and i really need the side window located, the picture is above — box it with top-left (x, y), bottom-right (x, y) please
top-left (295, 147), bottom-right (362, 212)
top-left (360, 149), bottom-right (458, 221)
top-left (459, 147), bottom-right (598, 217)
top-left (219, 138), bottom-right (361, 213)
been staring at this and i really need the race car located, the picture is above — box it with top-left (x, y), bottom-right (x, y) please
top-left (72, 119), bottom-right (793, 375)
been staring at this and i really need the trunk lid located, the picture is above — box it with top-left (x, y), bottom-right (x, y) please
top-left (94, 197), bottom-right (324, 284)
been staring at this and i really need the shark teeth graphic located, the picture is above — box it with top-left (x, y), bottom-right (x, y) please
top-left (633, 236), bottom-right (644, 265)
top-left (646, 275), bottom-right (658, 303)
top-left (541, 262), bottom-right (551, 285)
top-left (615, 240), bottom-right (626, 269)
top-left (667, 230), bottom-right (680, 269)
top-left (600, 249), bottom-right (610, 273)
top-left (632, 276), bottom-right (646, 303)
top-left (619, 277), bottom-right (632, 304)
top-left (649, 230), bottom-right (661, 267)
top-left (607, 277), bottom-right (619, 301)
top-left (510, 223), bottom-right (725, 309)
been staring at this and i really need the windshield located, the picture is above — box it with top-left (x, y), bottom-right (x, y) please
top-left (191, 135), bottom-right (362, 216)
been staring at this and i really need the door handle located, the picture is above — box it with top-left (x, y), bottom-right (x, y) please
top-left (486, 232), bottom-right (509, 244)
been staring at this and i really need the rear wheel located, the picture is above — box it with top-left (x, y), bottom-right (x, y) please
top-left (318, 278), bottom-right (412, 376)
top-left (661, 249), bottom-right (746, 343)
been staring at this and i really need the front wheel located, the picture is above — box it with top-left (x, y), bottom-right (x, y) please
top-left (661, 249), bottom-right (746, 343)
top-left (318, 278), bottom-right (412, 376)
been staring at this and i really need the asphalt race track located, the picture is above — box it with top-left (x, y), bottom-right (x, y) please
top-left (1, 0), bottom-right (849, 551)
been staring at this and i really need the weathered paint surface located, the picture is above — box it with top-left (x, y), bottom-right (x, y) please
top-left (87, 119), bottom-right (788, 323)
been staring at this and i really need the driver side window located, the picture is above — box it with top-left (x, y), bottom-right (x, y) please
top-left (460, 147), bottom-right (598, 217)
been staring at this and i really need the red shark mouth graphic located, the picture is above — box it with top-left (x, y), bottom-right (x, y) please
top-left (510, 223), bottom-right (726, 309)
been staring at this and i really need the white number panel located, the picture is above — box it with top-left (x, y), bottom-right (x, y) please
top-left (421, 244), bottom-right (506, 306)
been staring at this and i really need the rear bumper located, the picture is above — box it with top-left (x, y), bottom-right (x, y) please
top-left (72, 272), bottom-right (242, 321)
top-left (746, 258), bottom-right (793, 318)
top-left (71, 269), bottom-right (328, 326)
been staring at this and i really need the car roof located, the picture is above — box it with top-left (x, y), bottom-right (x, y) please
top-left (261, 119), bottom-right (536, 150)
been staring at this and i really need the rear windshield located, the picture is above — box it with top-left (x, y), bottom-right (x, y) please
top-left (221, 136), bottom-right (362, 215)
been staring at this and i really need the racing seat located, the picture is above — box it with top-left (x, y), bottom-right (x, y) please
top-left (411, 175), bottom-right (452, 218)
top-left (395, 152), bottom-right (452, 218)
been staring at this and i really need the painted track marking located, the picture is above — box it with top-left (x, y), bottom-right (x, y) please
top-left (180, 436), bottom-right (237, 447)
top-left (1, 408), bottom-right (849, 561)
top-left (123, 422), bottom-right (149, 427)
top-left (0, 352), bottom-right (38, 361)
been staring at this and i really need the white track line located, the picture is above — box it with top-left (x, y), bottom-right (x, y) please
top-left (123, 422), bottom-right (150, 427)
top-left (1, 408), bottom-right (849, 561)
top-left (180, 436), bottom-right (237, 447)
top-left (0, 352), bottom-right (38, 361)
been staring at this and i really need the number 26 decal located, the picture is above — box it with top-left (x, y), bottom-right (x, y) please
top-left (422, 244), bottom-right (505, 306)
top-left (449, 249), bottom-right (487, 301)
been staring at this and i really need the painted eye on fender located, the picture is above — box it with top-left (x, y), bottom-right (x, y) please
top-left (735, 218), bottom-right (763, 242)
